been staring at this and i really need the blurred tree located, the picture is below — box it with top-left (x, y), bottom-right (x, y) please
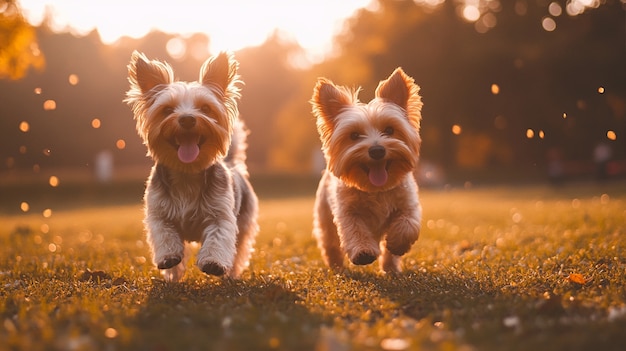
top-left (291, 0), bottom-right (626, 176)
top-left (0, 0), bottom-right (44, 79)
top-left (236, 32), bottom-right (304, 171)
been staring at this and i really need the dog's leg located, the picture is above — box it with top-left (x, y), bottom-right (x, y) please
top-left (385, 206), bottom-right (421, 257)
top-left (379, 243), bottom-right (402, 273)
top-left (313, 185), bottom-right (344, 269)
top-left (160, 243), bottom-right (191, 282)
top-left (196, 214), bottom-right (238, 276)
top-left (145, 216), bottom-right (185, 273)
top-left (338, 217), bottom-right (380, 266)
top-left (230, 180), bottom-right (259, 279)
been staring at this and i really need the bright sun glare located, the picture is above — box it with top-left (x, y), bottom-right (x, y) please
top-left (18, 0), bottom-right (373, 63)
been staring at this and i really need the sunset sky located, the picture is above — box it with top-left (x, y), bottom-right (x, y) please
top-left (18, 0), bottom-right (377, 63)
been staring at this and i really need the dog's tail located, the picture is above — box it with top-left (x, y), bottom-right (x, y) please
top-left (225, 118), bottom-right (250, 176)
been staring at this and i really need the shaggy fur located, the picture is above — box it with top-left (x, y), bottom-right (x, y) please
top-left (310, 68), bottom-right (423, 273)
top-left (125, 51), bottom-right (258, 282)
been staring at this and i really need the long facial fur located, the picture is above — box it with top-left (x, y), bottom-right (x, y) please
top-left (125, 51), bottom-right (241, 173)
top-left (311, 68), bottom-right (423, 192)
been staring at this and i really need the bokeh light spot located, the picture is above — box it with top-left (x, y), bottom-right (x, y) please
top-left (43, 100), bottom-right (57, 111)
top-left (451, 124), bottom-right (462, 135)
top-left (43, 149), bottom-right (51, 156)
top-left (116, 139), bottom-right (126, 150)
top-left (19, 121), bottom-right (30, 132)
top-left (462, 5), bottom-right (480, 22)
top-left (491, 84), bottom-right (500, 95)
top-left (607, 130), bottom-right (616, 140)
top-left (166, 38), bottom-right (187, 60)
top-left (20, 202), bottom-right (30, 212)
top-left (19, 146), bottom-right (27, 154)
top-left (598, 86), bottom-right (605, 94)
top-left (542, 17), bottom-right (556, 31)
top-left (92, 118), bottom-right (101, 129)
top-left (49, 176), bottom-right (59, 187)
top-left (34, 87), bottom-right (42, 94)
top-left (68, 74), bottom-right (79, 85)
top-left (43, 208), bottom-right (52, 218)
top-left (105, 328), bottom-right (118, 338)
top-left (526, 129), bottom-right (535, 139)
top-left (548, 2), bottom-right (562, 16)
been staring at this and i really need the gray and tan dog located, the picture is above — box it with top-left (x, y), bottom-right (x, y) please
top-left (310, 68), bottom-right (423, 273)
top-left (125, 51), bottom-right (258, 282)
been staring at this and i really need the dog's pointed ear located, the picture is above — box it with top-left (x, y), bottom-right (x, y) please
top-left (375, 68), bottom-right (418, 110)
top-left (127, 51), bottom-right (173, 94)
top-left (200, 52), bottom-right (238, 92)
top-left (311, 78), bottom-right (358, 123)
top-left (375, 67), bottom-right (422, 129)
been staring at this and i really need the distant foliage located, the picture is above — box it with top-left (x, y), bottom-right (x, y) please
top-left (0, 0), bottom-right (45, 79)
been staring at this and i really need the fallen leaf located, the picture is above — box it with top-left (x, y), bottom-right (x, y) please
top-left (568, 273), bottom-right (586, 285)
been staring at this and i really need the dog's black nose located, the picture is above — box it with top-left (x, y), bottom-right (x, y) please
top-left (368, 145), bottom-right (386, 160)
top-left (178, 115), bottom-right (196, 129)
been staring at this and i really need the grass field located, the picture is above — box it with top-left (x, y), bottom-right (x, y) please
top-left (1, 179), bottom-right (626, 351)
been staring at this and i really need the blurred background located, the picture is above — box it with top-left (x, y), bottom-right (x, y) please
top-left (1, 0), bottom-right (625, 200)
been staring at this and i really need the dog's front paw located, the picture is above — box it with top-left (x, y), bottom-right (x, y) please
top-left (350, 250), bottom-right (378, 265)
top-left (200, 262), bottom-right (226, 276)
top-left (385, 240), bottom-right (412, 256)
top-left (157, 256), bottom-right (182, 270)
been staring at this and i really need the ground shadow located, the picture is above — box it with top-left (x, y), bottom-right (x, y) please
top-left (124, 274), bottom-right (326, 351)
top-left (344, 268), bottom-right (626, 351)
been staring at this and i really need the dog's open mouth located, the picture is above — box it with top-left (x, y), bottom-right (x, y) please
top-left (362, 160), bottom-right (391, 187)
top-left (171, 134), bottom-right (206, 163)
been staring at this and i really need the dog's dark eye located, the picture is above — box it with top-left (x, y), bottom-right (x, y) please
top-left (162, 107), bottom-right (175, 116)
top-left (200, 105), bottom-right (213, 115)
top-left (383, 126), bottom-right (394, 136)
top-left (350, 132), bottom-right (360, 140)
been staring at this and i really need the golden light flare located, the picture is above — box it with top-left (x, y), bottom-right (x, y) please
top-left (607, 130), bottom-right (617, 141)
top-left (43, 99), bottom-right (57, 111)
top-left (42, 149), bottom-right (51, 156)
top-left (91, 118), bottom-right (101, 128)
top-left (68, 73), bottom-right (79, 85)
top-left (462, 5), bottom-right (480, 22)
top-left (526, 129), bottom-right (535, 139)
top-left (491, 84), bottom-right (500, 95)
top-left (451, 124), bottom-right (462, 135)
top-left (49, 175), bottom-right (59, 187)
top-left (598, 86), bottom-right (605, 94)
top-left (20, 202), bottom-right (30, 212)
top-left (116, 139), bottom-right (126, 150)
top-left (105, 328), bottom-right (118, 339)
top-left (43, 208), bottom-right (52, 218)
top-left (19, 121), bottom-right (30, 132)
top-left (538, 130), bottom-right (545, 139)
top-left (34, 87), bottom-right (42, 94)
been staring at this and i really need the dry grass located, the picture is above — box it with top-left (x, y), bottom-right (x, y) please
top-left (1, 181), bottom-right (626, 350)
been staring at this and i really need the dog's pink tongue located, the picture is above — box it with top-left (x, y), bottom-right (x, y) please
top-left (368, 164), bottom-right (388, 187)
top-left (177, 136), bottom-right (200, 163)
